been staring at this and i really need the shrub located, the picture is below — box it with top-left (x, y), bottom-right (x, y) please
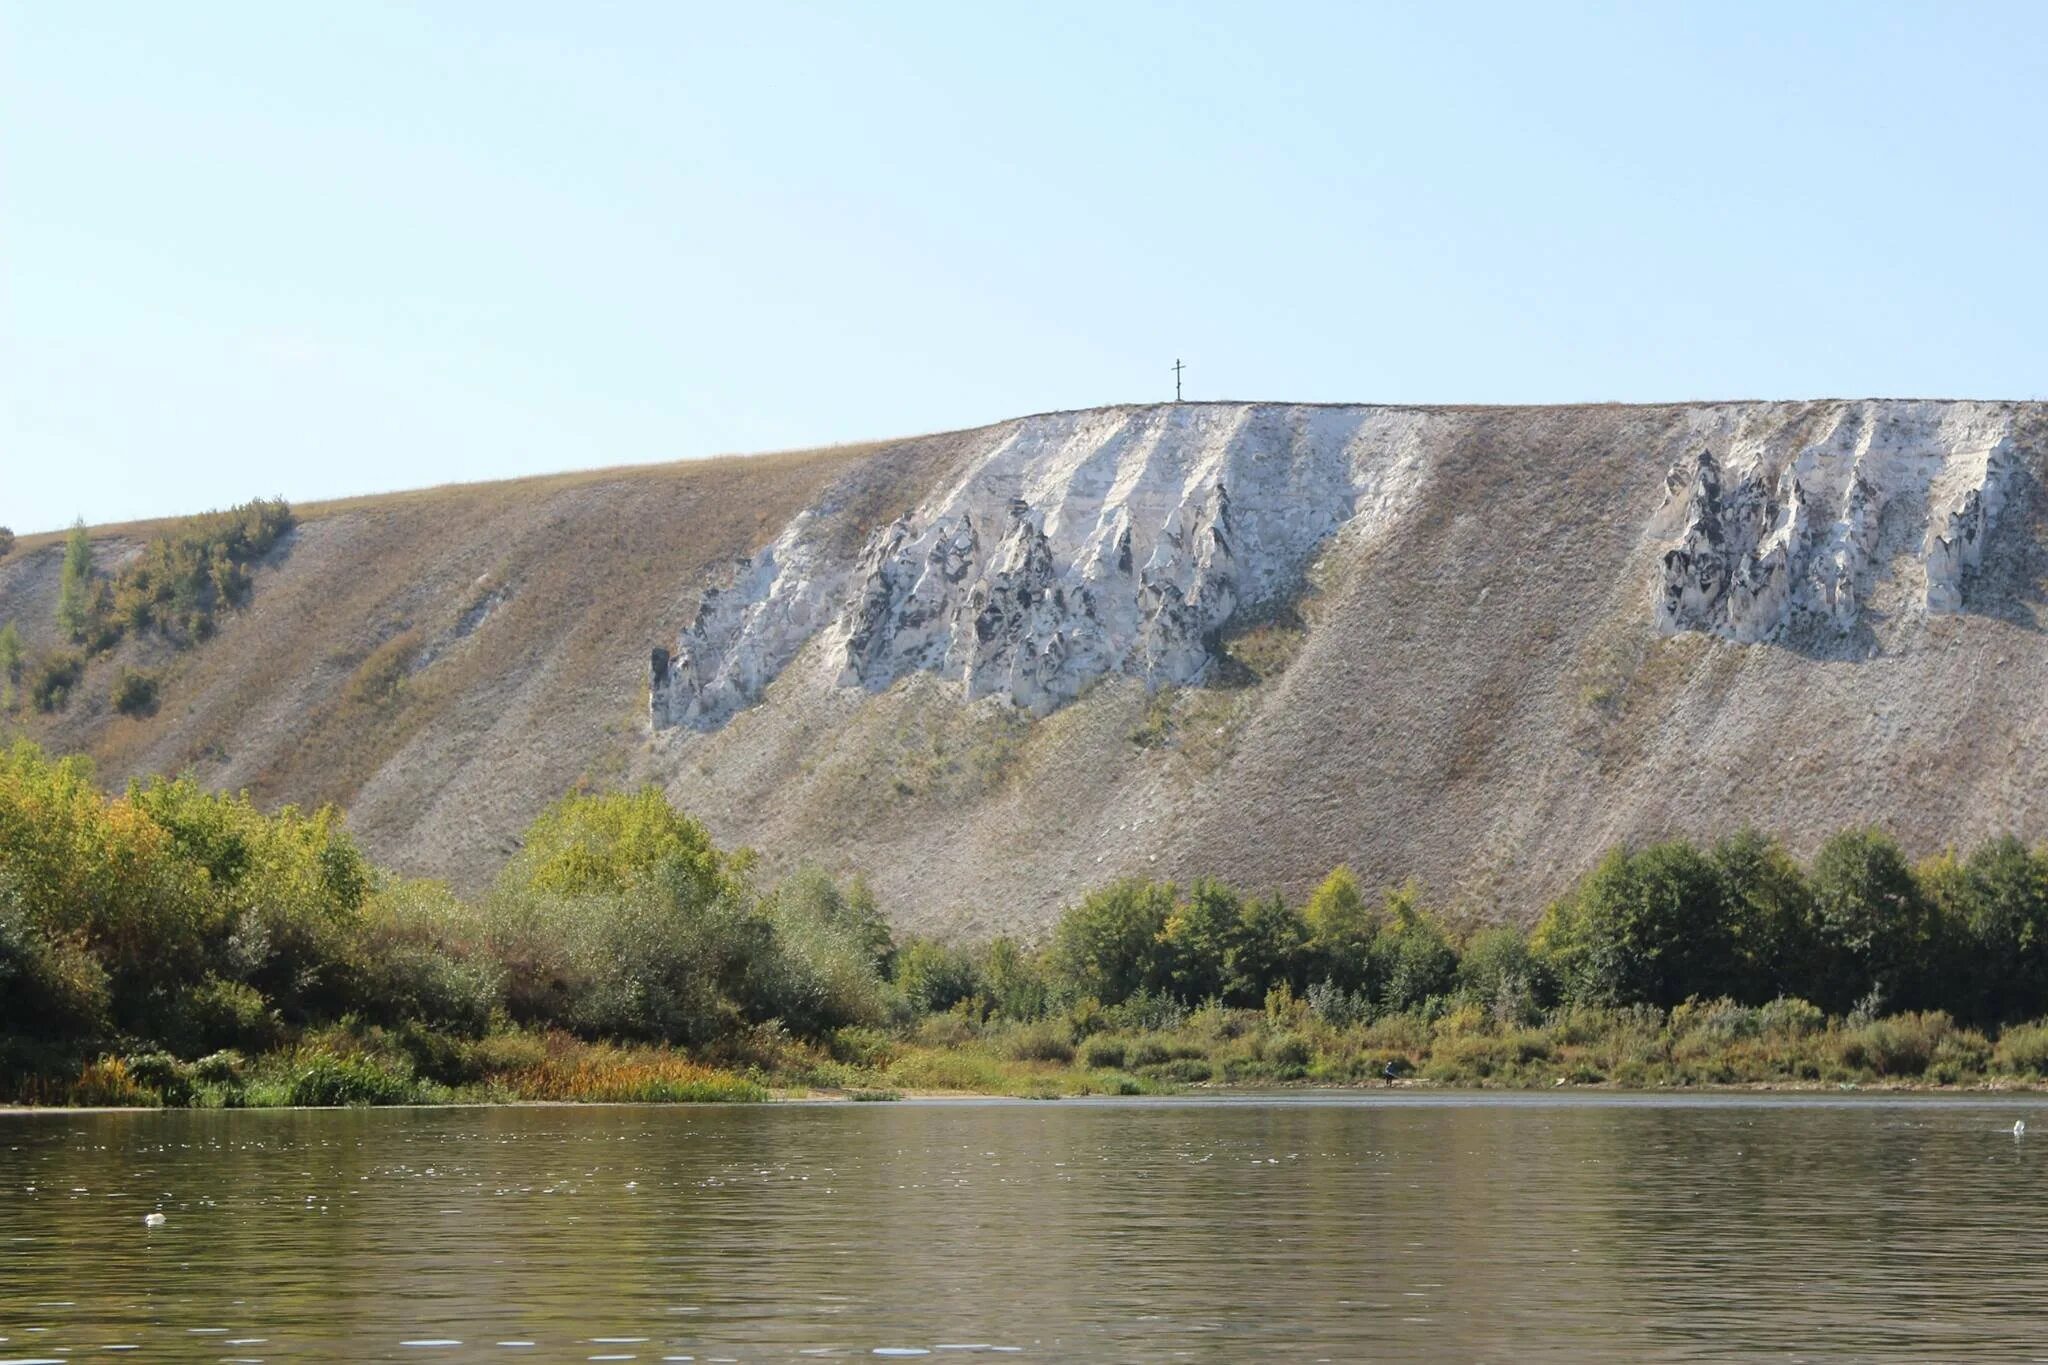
top-left (827, 1025), bottom-right (899, 1067)
top-left (1838, 1012), bottom-right (1953, 1078)
top-left (1081, 1037), bottom-right (1127, 1069)
top-left (1758, 996), bottom-right (1826, 1038)
top-left (67, 1057), bottom-right (160, 1107)
top-left (28, 651), bottom-right (83, 711)
top-left (1672, 997), bottom-right (1761, 1044)
top-left (110, 667), bottom-right (160, 717)
top-left (286, 1052), bottom-right (419, 1106)
top-left (0, 526), bottom-right (13, 557)
top-left (1995, 1021), bottom-right (2048, 1076)
top-left (123, 1052), bottom-right (193, 1105)
top-left (894, 937), bottom-right (982, 1014)
top-left (1008, 1022), bottom-right (1076, 1063)
top-left (176, 976), bottom-right (279, 1054)
top-left (190, 1049), bottom-right (246, 1085)
top-left (1266, 1032), bottom-right (1312, 1069)
top-left (1106, 990), bottom-right (1187, 1033)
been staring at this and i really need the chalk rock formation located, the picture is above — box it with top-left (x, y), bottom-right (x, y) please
top-left (653, 399), bottom-right (2033, 737)
top-left (647, 513), bottom-right (840, 729)
top-left (651, 404), bottom-right (1418, 729)
top-left (1655, 404), bottom-right (2022, 642)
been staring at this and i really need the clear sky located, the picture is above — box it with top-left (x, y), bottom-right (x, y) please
top-left (5, 2), bottom-right (2046, 533)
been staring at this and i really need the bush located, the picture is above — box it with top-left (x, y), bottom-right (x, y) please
top-left (66, 1057), bottom-right (160, 1107)
top-left (1307, 977), bottom-right (1370, 1027)
top-left (28, 651), bottom-right (84, 711)
top-left (1266, 1032), bottom-right (1312, 1068)
top-left (123, 1052), bottom-right (193, 1105)
top-left (1995, 1021), bottom-right (2048, 1076)
top-left (1081, 1037), bottom-right (1127, 1069)
top-left (286, 1052), bottom-right (419, 1107)
top-left (1129, 1039), bottom-right (1172, 1067)
top-left (1758, 996), bottom-right (1826, 1038)
top-left (110, 667), bottom-right (160, 717)
top-left (827, 1025), bottom-right (899, 1067)
top-left (1838, 1012), bottom-right (1953, 1078)
top-left (175, 976), bottom-right (279, 1054)
top-left (1008, 1022), bottom-right (1076, 1064)
top-left (895, 937), bottom-right (982, 1014)
top-left (0, 526), bottom-right (13, 558)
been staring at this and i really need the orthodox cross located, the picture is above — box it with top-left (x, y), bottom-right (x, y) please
top-left (1172, 358), bottom-right (1185, 402)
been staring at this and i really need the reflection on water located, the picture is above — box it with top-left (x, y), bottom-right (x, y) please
top-left (1, 1093), bottom-right (2043, 1361)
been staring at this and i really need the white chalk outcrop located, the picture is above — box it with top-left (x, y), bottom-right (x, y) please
top-left (652, 404), bottom-right (1431, 729)
top-left (1654, 402), bottom-right (2024, 642)
top-left (652, 400), bottom-right (2033, 732)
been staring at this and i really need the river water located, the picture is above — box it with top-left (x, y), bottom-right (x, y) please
top-left (2, 1093), bottom-right (2043, 1361)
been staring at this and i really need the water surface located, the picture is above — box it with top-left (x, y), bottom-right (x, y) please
top-left (3, 1093), bottom-right (2043, 1361)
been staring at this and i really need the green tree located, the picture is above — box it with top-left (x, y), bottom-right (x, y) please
top-left (979, 936), bottom-right (1048, 1019)
top-left (507, 786), bottom-right (735, 906)
top-left (1458, 925), bottom-right (1549, 1020)
top-left (1808, 828), bottom-right (1933, 1014)
top-left (1302, 865), bottom-right (1380, 992)
top-left (1158, 878), bottom-right (1245, 1002)
top-left (1533, 842), bottom-right (1732, 1008)
top-left (1373, 883), bottom-right (1458, 1012)
top-left (894, 936), bottom-right (982, 1014)
top-left (1922, 835), bottom-right (2048, 1024)
top-left (55, 519), bottom-right (94, 641)
top-left (1232, 892), bottom-right (1307, 1003)
top-left (1711, 828), bottom-right (1817, 1001)
top-left (1049, 878), bottom-right (1176, 1005)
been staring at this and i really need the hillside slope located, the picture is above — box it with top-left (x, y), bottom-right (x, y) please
top-left (5, 400), bottom-right (2045, 933)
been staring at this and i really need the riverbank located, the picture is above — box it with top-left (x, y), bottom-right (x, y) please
top-left (13, 994), bottom-right (2048, 1109)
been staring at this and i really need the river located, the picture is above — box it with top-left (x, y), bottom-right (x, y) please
top-left (2, 1093), bottom-right (2042, 1360)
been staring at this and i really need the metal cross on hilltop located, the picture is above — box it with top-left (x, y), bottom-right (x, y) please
top-left (1172, 358), bottom-right (1185, 403)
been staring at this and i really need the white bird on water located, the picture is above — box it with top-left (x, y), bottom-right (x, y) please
top-left (143, 1212), bottom-right (166, 1226)
top-left (2015, 1120), bottom-right (2027, 1138)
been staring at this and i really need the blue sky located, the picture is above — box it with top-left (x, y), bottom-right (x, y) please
top-left (5, 2), bottom-right (2046, 533)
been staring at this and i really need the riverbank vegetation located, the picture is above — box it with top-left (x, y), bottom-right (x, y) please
top-left (8, 737), bottom-right (2048, 1106)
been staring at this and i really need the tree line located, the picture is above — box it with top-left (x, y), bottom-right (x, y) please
top-left (7, 735), bottom-right (2048, 1089)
